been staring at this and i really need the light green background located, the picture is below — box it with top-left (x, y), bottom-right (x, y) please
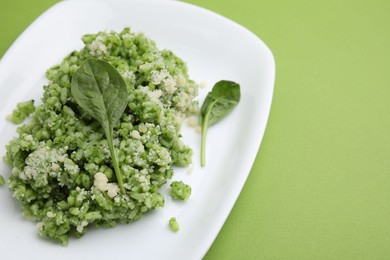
top-left (1, 0), bottom-right (390, 259)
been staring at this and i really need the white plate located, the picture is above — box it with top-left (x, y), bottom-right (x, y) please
top-left (0, 0), bottom-right (275, 259)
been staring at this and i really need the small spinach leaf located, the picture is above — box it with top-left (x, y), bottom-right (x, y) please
top-left (200, 80), bottom-right (240, 166)
top-left (71, 58), bottom-right (128, 193)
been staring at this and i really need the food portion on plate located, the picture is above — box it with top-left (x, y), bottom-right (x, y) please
top-left (3, 27), bottom-right (199, 245)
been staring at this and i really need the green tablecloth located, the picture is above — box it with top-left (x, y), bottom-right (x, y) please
top-left (1, 0), bottom-right (390, 259)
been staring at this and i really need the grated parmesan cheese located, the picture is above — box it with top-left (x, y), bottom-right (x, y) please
top-left (200, 81), bottom-right (208, 89)
top-left (187, 117), bottom-right (199, 128)
top-left (93, 172), bottom-right (120, 198)
top-left (46, 212), bottom-right (56, 218)
top-left (89, 36), bottom-right (108, 56)
top-left (163, 77), bottom-right (177, 94)
top-left (130, 130), bottom-right (141, 139)
top-left (176, 75), bottom-right (187, 86)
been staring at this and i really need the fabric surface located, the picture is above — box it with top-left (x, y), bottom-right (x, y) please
top-left (1, 0), bottom-right (390, 259)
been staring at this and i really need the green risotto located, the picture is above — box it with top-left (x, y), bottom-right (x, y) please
top-left (3, 27), bottom-right (198, 244)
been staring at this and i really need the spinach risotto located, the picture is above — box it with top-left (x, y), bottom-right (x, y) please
top-left (4, 27), bottom-right (198, 244)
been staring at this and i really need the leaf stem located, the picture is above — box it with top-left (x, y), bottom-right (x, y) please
top-left (201, 101), bottom-right (215, 167)
top-left (106, 127), bottom-right (125, 194)
top-left (201, 118), bottom-right (207, 167)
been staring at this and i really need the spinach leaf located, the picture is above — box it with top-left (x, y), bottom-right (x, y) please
top-left (71, 58), bottom-right (128, 193)
top-left (200, 80), bottom-right (240, 166)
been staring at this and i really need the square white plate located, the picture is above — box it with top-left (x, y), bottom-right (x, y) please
top-left (0, 0), bottom-right (275, 259)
